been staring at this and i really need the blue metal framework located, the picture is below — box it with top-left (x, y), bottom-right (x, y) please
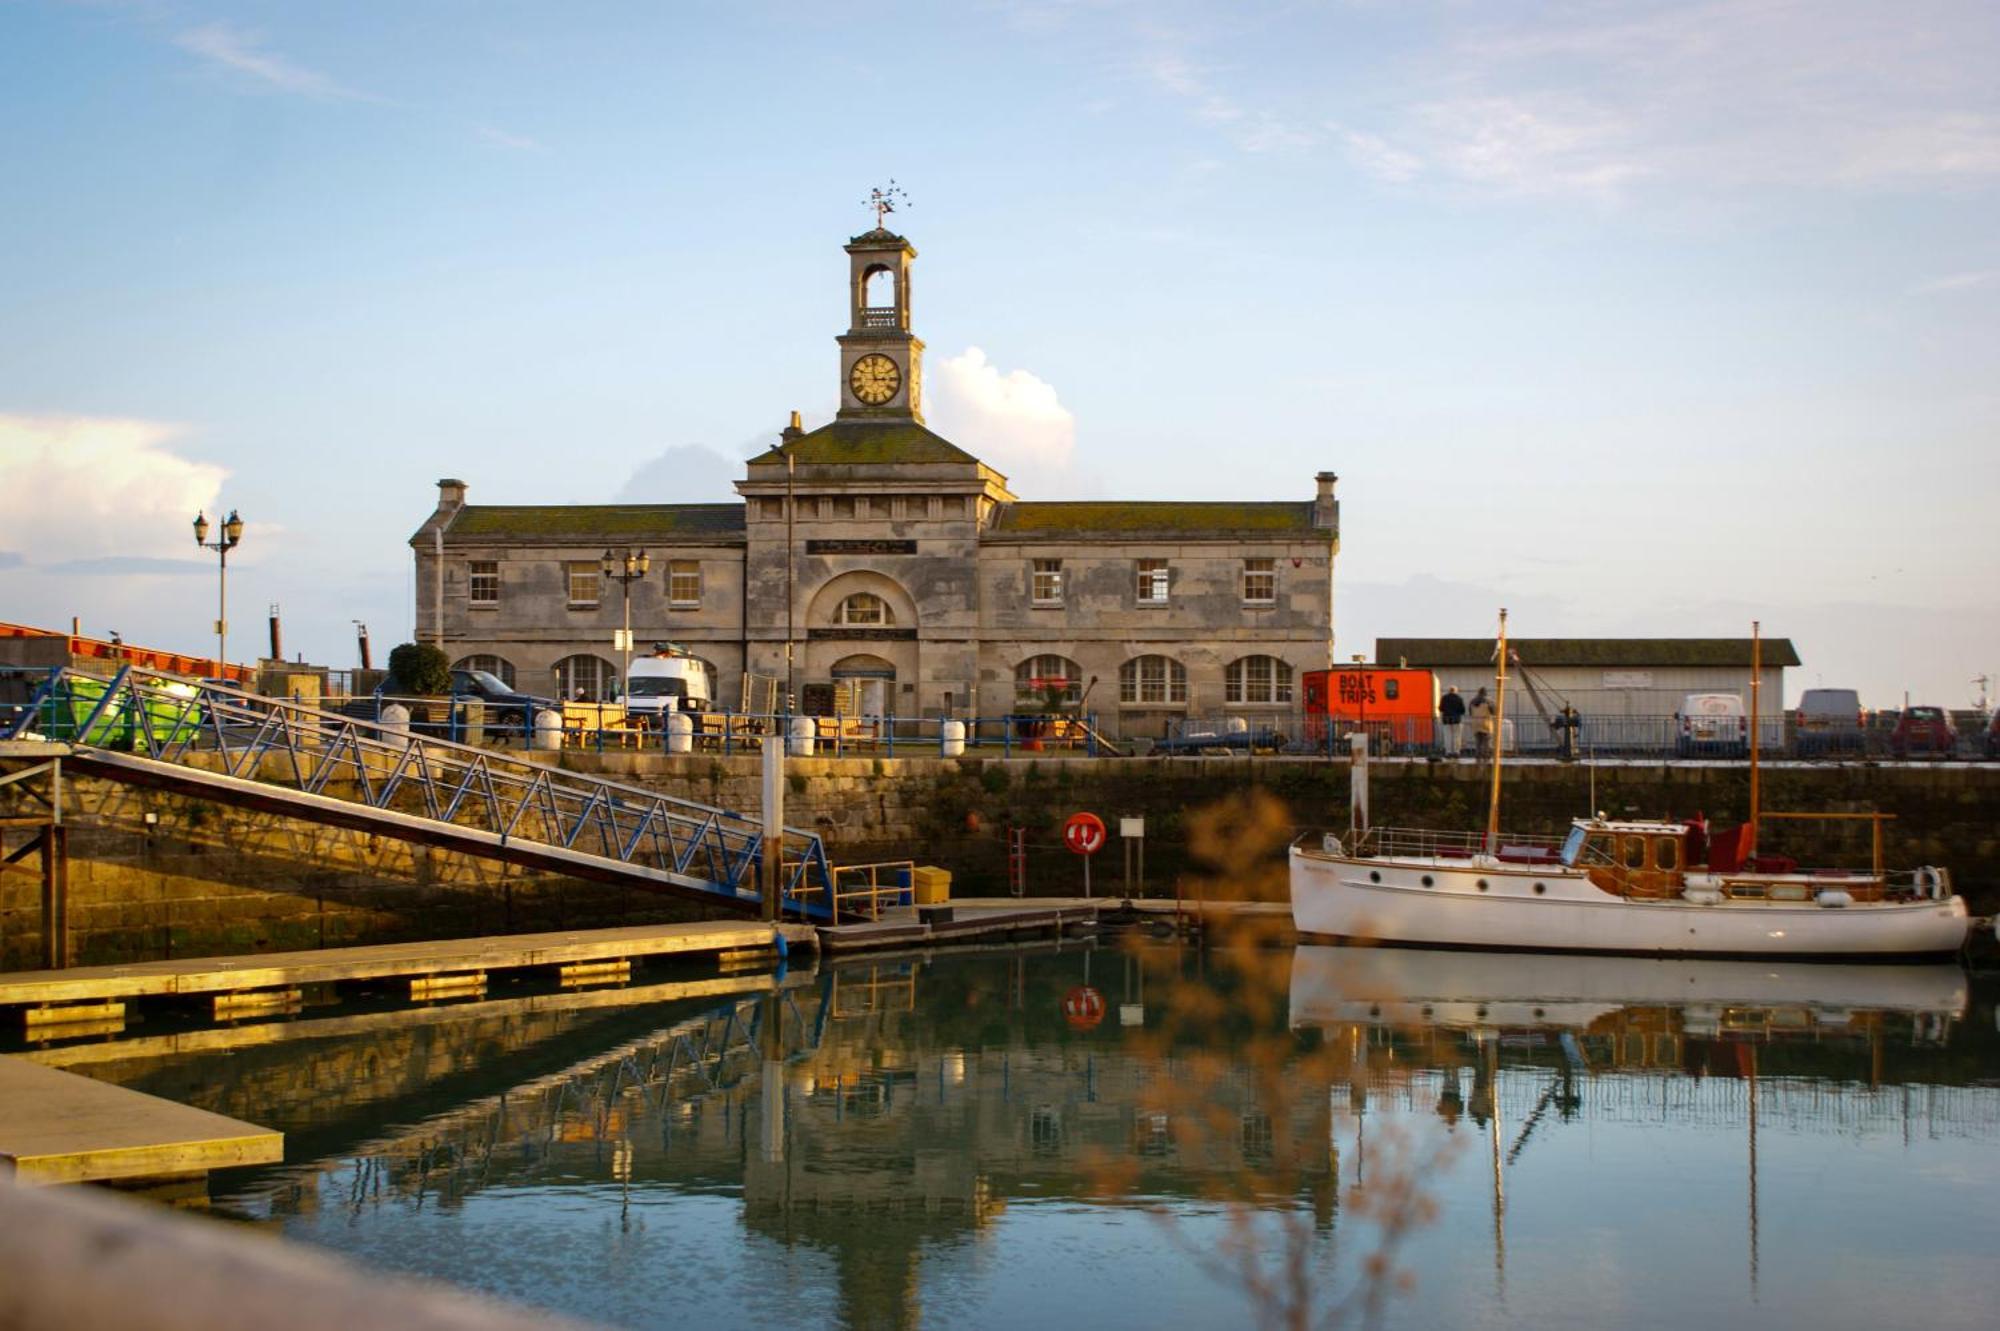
top-left (4, 665), bottom-right (836, 919)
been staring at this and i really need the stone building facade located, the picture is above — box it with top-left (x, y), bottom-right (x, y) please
top-left (411, 227), bottom-right (1340, 737)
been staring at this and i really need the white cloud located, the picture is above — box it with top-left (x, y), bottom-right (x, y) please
top-left (1913, 268), bottom-right (2000, 294)
top-left (1336, 128), bottom-right (1424, 183)
top-left (926, 348), bottom-right (1077, 495)
top-left (0, 414), bottom-right (227, 565)
top-left (174, 23), bottom-right (374, 101)
top-left (476, 125), bottom-right (545, 152)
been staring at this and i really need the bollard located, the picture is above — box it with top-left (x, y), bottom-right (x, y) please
top-left (941, 718), bottom-right (966, 757)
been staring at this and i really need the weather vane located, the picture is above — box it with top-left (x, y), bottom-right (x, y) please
top-left (864, 180), bottom-right (909, 229)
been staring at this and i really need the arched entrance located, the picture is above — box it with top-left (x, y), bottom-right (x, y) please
top-left (832, 653), bottom-right (897, 716)
top-left (803, 570), bottom-right (919, 717)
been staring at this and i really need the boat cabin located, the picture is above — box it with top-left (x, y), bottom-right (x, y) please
top-left (1561, 818), bottom-right (1689, 899)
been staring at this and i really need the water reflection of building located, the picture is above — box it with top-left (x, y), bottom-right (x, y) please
top-left (46, 946), bottom-right (1996, 1330)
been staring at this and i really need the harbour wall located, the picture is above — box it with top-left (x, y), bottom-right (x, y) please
top-left (4, 756), bottom-right (1995, 968)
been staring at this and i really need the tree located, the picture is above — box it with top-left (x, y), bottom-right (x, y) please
top-left (387, 642), bottom-right (451, 695)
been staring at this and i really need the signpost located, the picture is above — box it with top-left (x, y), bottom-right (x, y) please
top-left (1063, 811), bottom-right (1107, 898)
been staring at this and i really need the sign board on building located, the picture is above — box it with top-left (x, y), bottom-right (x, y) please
top-left (1603, 671), bottom-right (1654, 690)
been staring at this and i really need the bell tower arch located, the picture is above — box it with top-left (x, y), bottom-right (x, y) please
top-left (837, 227), bottom-right (925, 423)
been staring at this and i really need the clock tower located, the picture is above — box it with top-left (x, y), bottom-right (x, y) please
top-left (836, 228), bottom-right (924, 423)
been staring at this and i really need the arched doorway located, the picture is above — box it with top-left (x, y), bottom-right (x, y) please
top-left (832, 653), bottom-right (897, 716)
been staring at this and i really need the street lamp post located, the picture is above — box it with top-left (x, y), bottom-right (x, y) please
top-left (601, 547), bottom-right (650, 695)
top-left (192, 509), bottom-right (244, 669)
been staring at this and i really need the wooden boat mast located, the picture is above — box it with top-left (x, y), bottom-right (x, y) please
top-left (1487, 608), bottom-right (1508, 855)
top-left (1748, 620), bottom-right (1761, 860)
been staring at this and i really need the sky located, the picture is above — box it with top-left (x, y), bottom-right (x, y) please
top-left (1, 0), bottom-right (1995, 709)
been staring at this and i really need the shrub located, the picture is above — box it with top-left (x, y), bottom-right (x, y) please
top-left (387, 642), bottom-right (451, 695)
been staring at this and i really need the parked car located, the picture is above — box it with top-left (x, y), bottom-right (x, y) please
top-left (1795, 687), bottom-right (1866, 755)
top-left (1890, 705), bottom-right (1957, 758)
top-left (1676, 693), bottom-right (1748, 757)
top-left (449, 668), bottom-right (559, 737)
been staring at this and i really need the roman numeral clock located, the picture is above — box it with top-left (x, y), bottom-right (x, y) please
top-left (837, 185), bottom-right (924, 422)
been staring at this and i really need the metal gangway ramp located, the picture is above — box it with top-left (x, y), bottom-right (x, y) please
top-left (2, 666), bottom-right (836, 920)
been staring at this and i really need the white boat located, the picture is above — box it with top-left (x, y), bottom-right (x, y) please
top-left (1289, 612), bottom-right (1972, 959)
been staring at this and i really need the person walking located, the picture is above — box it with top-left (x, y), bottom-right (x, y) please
top-left (1469, 687), bottom-right (1494, 759)
top-left (1438, 685), bottom-right (1466, 756)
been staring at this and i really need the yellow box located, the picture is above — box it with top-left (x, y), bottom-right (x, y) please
top-left (909, 865), bottom-right (952, 904)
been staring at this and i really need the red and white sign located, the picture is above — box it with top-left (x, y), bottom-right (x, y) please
top-left (1063, 812), bottom-right (1107, 856)
top-left (1063, 985), bottom-right (1106, 1031)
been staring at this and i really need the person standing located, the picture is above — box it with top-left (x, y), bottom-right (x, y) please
top-left (1469, 687), bottom-right (1494, 759)
top-left (1438, 685), bottom-right (1466, 756)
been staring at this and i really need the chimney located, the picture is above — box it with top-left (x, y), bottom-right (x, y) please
top-left (1313, 471), bottom-right (1340, 532)
top-left (781, 411), bottom-right (804, 444)
top-left (436, 477), bottom-right (468, 513)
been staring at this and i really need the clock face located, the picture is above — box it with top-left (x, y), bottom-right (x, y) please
top-left (849, 353), bottom-right (902, 405)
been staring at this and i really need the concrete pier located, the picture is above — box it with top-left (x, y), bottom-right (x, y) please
top-left (0, 1055), bottom-right (282, 1185)
top-left (0, 919), bottom-right (817, 1019)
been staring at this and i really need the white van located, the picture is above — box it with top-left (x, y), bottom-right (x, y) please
top-left (1676, 693), bottom-right (1747, 757)
top-left (623, 649), bottom-right (712, 725)
top-left (1795, 687), bottom-right (1865, 755)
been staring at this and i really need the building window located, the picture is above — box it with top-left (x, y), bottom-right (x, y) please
top-left (468, 560), bottom-right (498, 606)
top-left (554, 654), bottom-right (617, 702)
top-left (453, 655), bottom-right (515, 688)
top-left (945, 495), bottom-right (969, 519)
top-left (1119, 655), bottom-right (1187, 705)
top-left (831, 497), bottom-right (855, 520)
top-left (566, 561), bottom-right (601, 607)
top-left (758, 497), bottom-right (784, 521)
top-left (668, 560), bottom-right (701, 608)
top-left (1136, 559), bottom-right (1169, 605)
top-left (1031, 559), bottom-right (1064, 606)
top-left (1243, 557), bottom-right (1276, 605)
top-left (835, 592), bottom-right (893, 626)
top-left (1226, 655), bottom-right (1294, 704)
top-left (1014, 655), bottom-right (1084, 706)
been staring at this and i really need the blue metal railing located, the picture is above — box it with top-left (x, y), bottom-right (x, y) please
top-left (1, 665), bottom-right (838, 918)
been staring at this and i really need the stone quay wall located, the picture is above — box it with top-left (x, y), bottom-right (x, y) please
top-left (4, 754), bottom-right (1994, 969)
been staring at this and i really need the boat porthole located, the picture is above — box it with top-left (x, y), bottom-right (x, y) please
top-left (1421, 875), bottom-right (1434, 888)
top-left (1369, 870), bottom-right (1382, 883)
top-left (1533, 882), bottom-right (1547, 895)
top-left (1477, 879), bottom-right (1489, 891)
top-left (1476, 1005), bottom-right (1488, 1018)
top-left (1421, 1005), bottom-right (1434, 1016)
top-left (1533, 1007), bottom-right (1545, 1018)
top-left (1368, 1004), bottom-right (1381, 1017)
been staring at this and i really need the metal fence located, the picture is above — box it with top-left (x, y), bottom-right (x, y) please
top-left (1164, 707), bottom-right (1999, 763)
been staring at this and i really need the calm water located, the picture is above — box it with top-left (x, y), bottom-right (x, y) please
top-left (41, 944), bottom-right (2000, 1330)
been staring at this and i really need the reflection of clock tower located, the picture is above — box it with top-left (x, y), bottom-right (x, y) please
top-left (836, 228), bottom-right (924, 424)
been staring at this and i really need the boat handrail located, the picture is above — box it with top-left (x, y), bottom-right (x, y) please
top-left (1347, 825), bottom-right (1567, 861)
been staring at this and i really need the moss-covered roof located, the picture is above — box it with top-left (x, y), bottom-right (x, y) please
top-left (751, 420), bottom-right (979, 467)
top-left (991, 501), bottom-right (1319, 537)
top-left (435, 503), bottom-right (746, 543)
top-left (1375, 638), bottom-right (1803, 668)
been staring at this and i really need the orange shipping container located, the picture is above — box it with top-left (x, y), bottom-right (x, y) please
top-left (1301, 668), bottom-right (1438, 746)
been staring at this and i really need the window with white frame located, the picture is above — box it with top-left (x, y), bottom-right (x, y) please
top-left (453, 655), bottom-right (516, 687)
top-left (468, 560), bottom-right (498, 606)
top-left (1225, 655), bottom-right (1294, 704)
top-left (1136, 559), bottom-right (1169, 605)
top-left (1243, 557), bottom-right (1276, 605)
top-left (668, 560), bottom-right (701, 607)
top-left (566, 561), bottom-right (600, 606)
top-left (555, 654), bottom-right (617, 702)
top-left (1119, 655), bottom-right (1187, 705)
top-left (835, 592), bottom-right (893, 626)
top-left (1031, 559), bottom-right (1064, 605)
top-left (1014, 655), bottom-right (1084, 705)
